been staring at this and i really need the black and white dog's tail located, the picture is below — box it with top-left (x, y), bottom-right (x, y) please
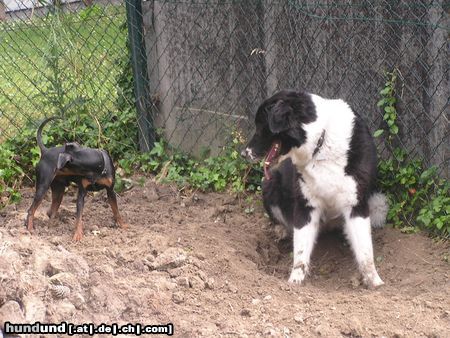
top-left (369, 192), bottom-right (389, 228)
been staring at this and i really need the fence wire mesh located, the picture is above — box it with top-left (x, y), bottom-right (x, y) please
top-left (1, 0), bottom-right (127, 135)
top-left (0, 0), bottom-right (449, 177)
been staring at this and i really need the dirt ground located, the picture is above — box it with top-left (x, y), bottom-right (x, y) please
top-left (0, 176), bottom-right (449, 337)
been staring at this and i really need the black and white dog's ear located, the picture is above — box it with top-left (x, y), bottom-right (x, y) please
top-left (268, 100), bottom-right (292, 133)
top-left (57, 153), bottom-right (72, 170)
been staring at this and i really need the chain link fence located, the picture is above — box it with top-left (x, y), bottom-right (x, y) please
top-left (1, 0), bottom-right (128, 137)
top-left (1, 0), bottom-right (449, 177)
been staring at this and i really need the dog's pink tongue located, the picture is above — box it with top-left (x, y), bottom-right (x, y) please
top-left (264, 141), bottom-right (281, 180)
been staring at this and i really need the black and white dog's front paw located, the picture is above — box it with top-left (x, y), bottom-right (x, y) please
top-left (288, 269), bottom-right (306, 284)
top-left (288, 263), bottom-right (308, 284)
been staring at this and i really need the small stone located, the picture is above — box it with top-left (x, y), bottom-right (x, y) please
top-left (90, 271), bottom-right (101, 286)
top-left (58, 300), bottom-right (76, 318)
top-left (227, 283), bottom-right (238, 293)
top-left (195, 253), bottom-right (206, 261)
top-left (189, 257), bottom-right (203, 269)
top-left (132, 260), bottom-right (147, 272)
top-left (145, 255), bottom-right (155, 263)
top-left (23, 295), bottom-right (46, 322)
top-left (252, 298), bottom-right (261, 305)
top-left (197, 270), bottom-right (207, 281)
top-left (172, 292), bottom-right (185, 304)
top-left (279, 284), bottom-right (291, 291)
top-left (144, 185), bottom-right (159, 202)
top-left (0, 301), bottom-right (25, 327)
top-left (49, 237), bottom-right (60, 245)
top-left (167, 267), bottom-right (184, 278)
top-left (294, 314), bottom-right (304, 324)
top-left (263, 295), bottom-right (272, 302)
top-left (314, 323), bottom-right (339, 336)
top-left (176, 276), bottom-right (190, 288)
top-left (189, 276), bottom-right (205, 290)
top-left (155, 278), bottom-right (177, 291)
top-left (205, 278), bottom-right (215, 290)
top-left (240, 308), bottom-right (251, 317)
top-left (150, 248), bottom-right (187, 271)
top-left (263, 326), bottom-right (277, 336)
top-left (71, 293), bottom-right (86, 309)
top-left (315, 324), bottom-right (325, 335)
top-left (350, 275), bottom-right (361, 288)
top-left (393, 330), bottom-right (405, 337)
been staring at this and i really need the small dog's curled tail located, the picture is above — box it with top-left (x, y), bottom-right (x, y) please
top-left (369, 192), bottom-right (389, 228)
top-left (36, 116), bottom-right (61, 153)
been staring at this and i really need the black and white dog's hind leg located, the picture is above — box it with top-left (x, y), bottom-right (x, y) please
top-left (343, 206), bottom-right (384, 288)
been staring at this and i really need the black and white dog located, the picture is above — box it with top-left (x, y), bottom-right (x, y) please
top-left (242, 90), bottom-right (388, 288)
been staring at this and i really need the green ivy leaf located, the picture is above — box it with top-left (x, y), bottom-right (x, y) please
top-left (390, 125), bottom-right (399, 135)
top-left (374, 129), bottom-right (384, 138)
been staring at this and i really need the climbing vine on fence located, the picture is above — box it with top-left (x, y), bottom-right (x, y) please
top-left (376, 70), bottom-right (449, 236)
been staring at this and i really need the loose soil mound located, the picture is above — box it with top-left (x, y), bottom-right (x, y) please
top-left (1, 177), bottom-right (449, 337)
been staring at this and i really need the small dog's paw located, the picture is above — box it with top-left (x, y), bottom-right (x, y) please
top-left (25, 217), bottom-right (33, 232)
top-left (72, 231), bottom-right (83, 242)
top-left (20, 227), bottom-right (32, 235)
top-left (46, 209), bottom-right (57, 219)
top-left (288, 268), bottom-right (306, 284)
top-left (119, 222), bottom-right (129, 229)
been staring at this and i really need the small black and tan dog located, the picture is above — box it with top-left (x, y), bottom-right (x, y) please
top-left (25, 117), bottom-right (128, 241)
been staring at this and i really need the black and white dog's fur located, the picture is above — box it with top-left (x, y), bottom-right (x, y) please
top-left (242, 90), bottom-right (388, 288)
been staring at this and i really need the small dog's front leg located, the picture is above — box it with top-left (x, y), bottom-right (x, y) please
top-left (73, 184), bottom-right (87, 241)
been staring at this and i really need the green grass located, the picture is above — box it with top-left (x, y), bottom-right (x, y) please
top-left (0, 4), bottom-right (128, 140)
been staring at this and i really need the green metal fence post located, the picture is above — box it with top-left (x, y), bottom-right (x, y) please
top-left (125, 0), bottom-right (155, 152)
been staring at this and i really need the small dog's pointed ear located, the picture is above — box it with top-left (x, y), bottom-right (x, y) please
top-left (268, 100), bottom-right (292, 133)
top-left (57, 153), bottom-right (72, 170)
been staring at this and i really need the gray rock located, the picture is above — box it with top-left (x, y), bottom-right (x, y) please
top-left (0, 301), bottom-right (24, 327)
top-left (150, 248), bottom-right (187, 271)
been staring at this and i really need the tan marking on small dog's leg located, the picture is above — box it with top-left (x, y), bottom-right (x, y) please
top-left (73, 219), bottom-right (84, 241)
top-left (96, 177), bottom-right (113, 187)
top-left (107, 188), bottom-right (129, 229)
top-left (26, 199), bottom-right (44, 232)
top-left (81, 178), bottom-right (91, 189)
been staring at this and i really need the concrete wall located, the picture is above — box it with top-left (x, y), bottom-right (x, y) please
top-left (143, 0), bottom-right (266, 155)
top-left (142, 0), bottom-right (448, 174)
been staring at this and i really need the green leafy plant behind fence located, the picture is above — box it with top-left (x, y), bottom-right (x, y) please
top-left (0, 2), bottom-right (130, 143)
top-left (376, 70), bottom-right (449, 236)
